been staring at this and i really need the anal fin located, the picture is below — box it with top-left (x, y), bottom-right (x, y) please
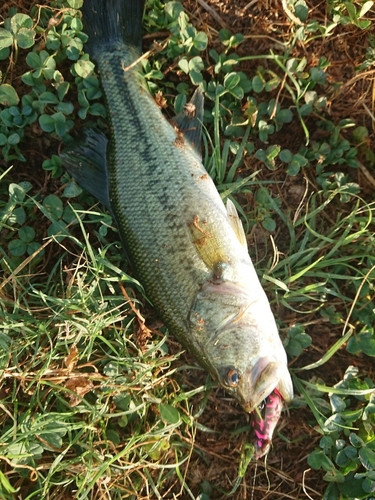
top-left (172, 88), bottom-right (204, 157)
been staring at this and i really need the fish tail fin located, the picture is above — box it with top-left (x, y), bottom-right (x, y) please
top-left (82, 0), bottom-right (145, 56)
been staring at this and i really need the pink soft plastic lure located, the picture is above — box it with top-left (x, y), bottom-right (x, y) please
top-left (251, 388), bottom-right (283, 459)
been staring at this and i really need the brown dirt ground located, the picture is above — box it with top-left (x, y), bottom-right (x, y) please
top-left (1, 0), bottom-right (375, 499)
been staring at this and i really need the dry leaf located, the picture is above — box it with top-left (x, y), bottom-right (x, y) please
top-left (64, 376), bottom-right (94, 407)
top-left (155, 91), bottom-right (167, 109)
top-left (64, 345), bottom-right (79, 372)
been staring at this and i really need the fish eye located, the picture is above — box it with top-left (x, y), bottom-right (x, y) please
top-left (227, 369), bottom-right (240, 387)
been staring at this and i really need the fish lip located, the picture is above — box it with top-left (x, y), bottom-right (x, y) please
top-left (237, 357), bottom-right (293, 413)
top-left (243, 399), bottom-right (264, 414)
top-left (246, 358), bottom-right (280, 412)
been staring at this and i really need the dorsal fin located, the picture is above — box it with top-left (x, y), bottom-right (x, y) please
top-left (172, 88), bottom-right (204, 157)
top-left (226, 199), bottom-right (248, 250)
top-left (60, 127), bottom-right (111, 211)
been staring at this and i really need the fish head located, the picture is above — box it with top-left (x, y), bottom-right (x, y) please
top-left (217, 351), bottom-right (293, 414)
top-left (190, 280), bottom-right (293, 413)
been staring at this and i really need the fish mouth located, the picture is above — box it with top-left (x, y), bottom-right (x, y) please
top-left (239, 356), bottom-right (294, 413)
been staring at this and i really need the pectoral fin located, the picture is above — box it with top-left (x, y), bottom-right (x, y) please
top-left (188, 214), bottom-right (228, 277)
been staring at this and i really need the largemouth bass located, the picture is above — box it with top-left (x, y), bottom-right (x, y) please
top-left (60, 0), bottom-right (293, 453)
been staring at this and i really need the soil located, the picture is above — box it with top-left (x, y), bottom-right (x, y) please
top-left (1, 0), bottom-right (375, 499)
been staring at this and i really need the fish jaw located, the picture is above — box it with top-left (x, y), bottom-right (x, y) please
top-left (240, 357), bottom-right (293, 413)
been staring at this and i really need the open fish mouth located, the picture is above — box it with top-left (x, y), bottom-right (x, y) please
top-left (237, 356), bottom-right (293, 414)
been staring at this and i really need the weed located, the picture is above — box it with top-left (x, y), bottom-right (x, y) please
top-left (1, 0), bottom-right (375, 498)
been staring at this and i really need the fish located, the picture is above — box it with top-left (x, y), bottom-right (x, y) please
top-left (60, 0), bottom-right (293, 440)
top-left (251, 389), bottom-right (284, 459)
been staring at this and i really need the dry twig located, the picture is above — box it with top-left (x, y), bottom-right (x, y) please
top-left (196, 0), bottom-right (229, 29)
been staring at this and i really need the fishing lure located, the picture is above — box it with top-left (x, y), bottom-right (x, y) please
top-left (251, 389), bottom-right (283, 459)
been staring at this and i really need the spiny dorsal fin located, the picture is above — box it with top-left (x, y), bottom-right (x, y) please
top-left (172, 88), bottom-right (204, 157)
top-left (226, 199), bottom-right (248, 250)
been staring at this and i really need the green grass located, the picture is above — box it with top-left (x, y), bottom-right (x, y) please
top-left (1, 0), bottom-right (375, 498)
top-left (0, 201), bottom-right (204, 499)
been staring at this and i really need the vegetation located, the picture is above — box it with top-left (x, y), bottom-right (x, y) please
top-left (1, 0), bottom-right (375, 498)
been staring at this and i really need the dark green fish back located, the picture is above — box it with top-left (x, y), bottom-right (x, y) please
top-left (61, 0), bottom-right (294, 418)
top-left (102, 57), bottom-right (228, 352)
top-left (78, 0), bottom-right (240, 362)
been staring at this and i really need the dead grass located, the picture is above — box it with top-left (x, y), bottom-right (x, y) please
top-left (1, 0), bottom-right (375, 498)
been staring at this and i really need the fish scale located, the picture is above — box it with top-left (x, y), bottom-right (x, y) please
top-left (101, 51), bottom-right (228, 314)
top-left (96, 50), bottom-right (248, 324)
top-left (60, 0), bottom-right (293, 455)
